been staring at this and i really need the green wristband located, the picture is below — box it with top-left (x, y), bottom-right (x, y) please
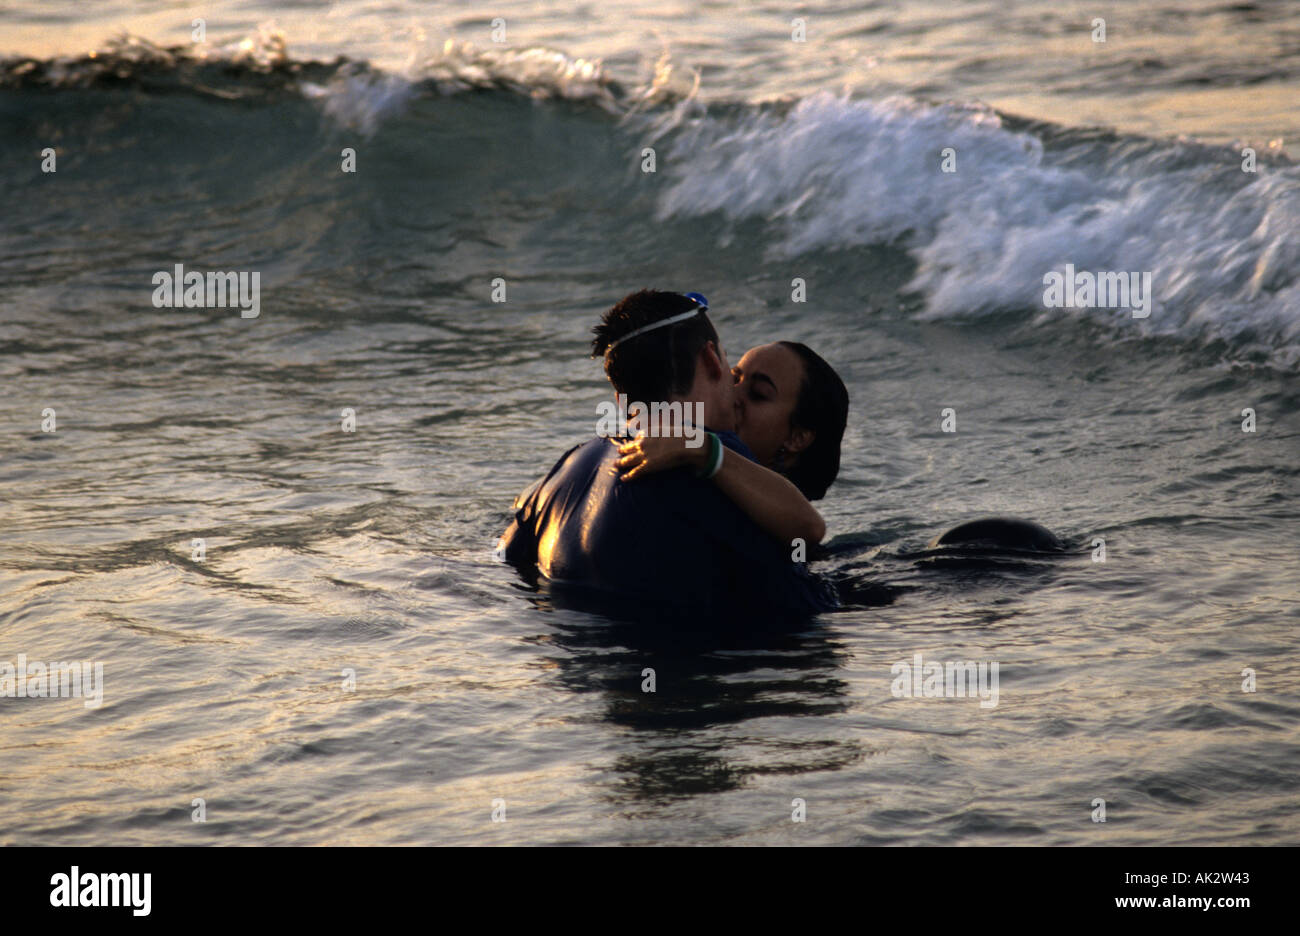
top-left (696, 432), bottom-right (724, 479)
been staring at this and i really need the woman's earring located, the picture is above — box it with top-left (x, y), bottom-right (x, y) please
top-left (774, 444), bottom-right (788, 472)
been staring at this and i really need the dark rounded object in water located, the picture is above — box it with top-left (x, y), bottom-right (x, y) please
top-left (930, 517), bottom-right (1065, 552)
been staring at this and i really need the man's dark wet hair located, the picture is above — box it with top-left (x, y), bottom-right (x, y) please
top-left (778, 341), bottom-right (849, 501)
top-left (591, 289), bottom-right (720, 403)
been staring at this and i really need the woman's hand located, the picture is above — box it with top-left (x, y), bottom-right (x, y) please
top-left (614, 435), bottom-right (705, 481)
top-left (615, 432), bottom-right (826, 543)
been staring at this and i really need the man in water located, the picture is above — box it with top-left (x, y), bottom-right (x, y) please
top-left (496, 289), bottom-right (838, 621)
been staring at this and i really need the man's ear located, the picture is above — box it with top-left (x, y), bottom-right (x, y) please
top-left (700, 341), bottom-right (726, 380)
top-left (785, 426), bottom-right (815, 455)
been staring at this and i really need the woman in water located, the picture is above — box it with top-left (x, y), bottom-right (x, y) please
top-left (613, 340), bottom-right (849, 547)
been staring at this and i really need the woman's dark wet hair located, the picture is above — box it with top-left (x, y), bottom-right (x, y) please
top-left (778, 341), bottom-right (848, 501)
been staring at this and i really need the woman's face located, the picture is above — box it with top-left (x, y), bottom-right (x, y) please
top-left (732, 343), bottom-right (810, 468)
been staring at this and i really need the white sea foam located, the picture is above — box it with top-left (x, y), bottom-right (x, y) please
top-left (302, 41), bottom-right (620, 135)
top-left (655, 92), bottom-right (1300, 363)
top-left (301, 65), bottom-right (415, 137)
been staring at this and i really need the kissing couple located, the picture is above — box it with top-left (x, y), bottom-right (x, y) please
top-left (498, 288), bottom-right (853, 622)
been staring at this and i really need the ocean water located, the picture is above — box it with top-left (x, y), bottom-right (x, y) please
top-left (1, 0), bottom-right (1298, 846)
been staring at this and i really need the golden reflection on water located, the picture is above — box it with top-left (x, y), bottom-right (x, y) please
top-left (2, 1), bottom-right (1293, 143)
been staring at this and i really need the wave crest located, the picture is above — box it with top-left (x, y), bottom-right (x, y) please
top-left (654, 91), bottom-right (1300, 364)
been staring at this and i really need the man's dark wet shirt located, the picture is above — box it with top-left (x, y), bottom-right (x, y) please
top-left (497, 431), bottom-right (839, 619)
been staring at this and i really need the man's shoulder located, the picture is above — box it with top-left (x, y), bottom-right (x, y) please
top-left (528, 437), bottom-right (609, 489)
top-left (712, 430), bottom-right (755, 462)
